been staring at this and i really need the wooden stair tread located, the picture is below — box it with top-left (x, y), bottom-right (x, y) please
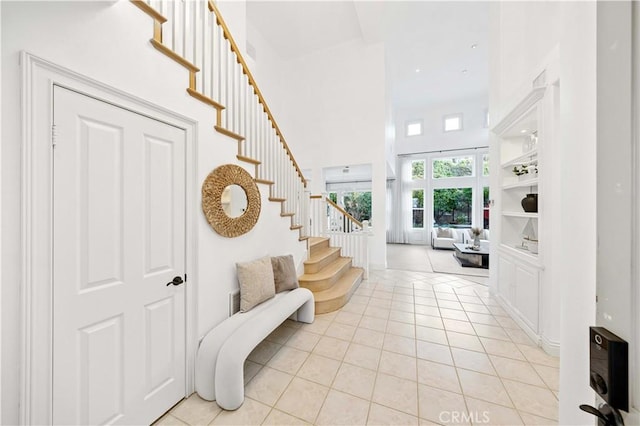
top-left (305, 246), bottom-right (341, 265)
top-left (150, 39), bottom-right (199, 72)
top-left (290, 225), bottom-right (303, 230)
top-left (299, 257), bottom-right (351, 283)
top-left (313, 267), bottom-right (364, 313)
top-left (237, 155), bottom-right (260, 165)
top-left (255, 178), bottom-right (274, 185)
top-left (309, 237), bottom-right (329, 248)
top-left (214, 125), bottom-right (244, 141)
top-left (186, 88), bottom-right (224, 110)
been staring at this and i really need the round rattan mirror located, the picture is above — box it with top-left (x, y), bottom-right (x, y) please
top-left (202, 164), bottom-right (261, 238)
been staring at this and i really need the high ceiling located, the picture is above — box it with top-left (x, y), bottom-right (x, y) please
top-left (246, 1), bottom-right (489, 109)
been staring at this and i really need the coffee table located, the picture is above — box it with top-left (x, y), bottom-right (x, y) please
top-left (453, 243), bottom-right (489, 269)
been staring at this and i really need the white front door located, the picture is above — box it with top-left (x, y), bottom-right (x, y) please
top-left (52, 86), bottom-right (186, 425)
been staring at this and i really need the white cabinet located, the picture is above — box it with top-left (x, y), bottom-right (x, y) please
top-left (514, 263), bottom-right (539, 333)
top-left (496, 250), bottom-right (540, 335)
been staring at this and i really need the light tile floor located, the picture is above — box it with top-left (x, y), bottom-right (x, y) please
top-left (156, 269), bottom-right (559, 425)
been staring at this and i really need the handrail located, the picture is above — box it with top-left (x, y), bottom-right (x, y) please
top-left (325, 197), bottom-right (363, 228)
top-left (207, 0), bottom-right (306, 186)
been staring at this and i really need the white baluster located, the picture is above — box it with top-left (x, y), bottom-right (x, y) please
top-left (216, 24), bottom-right (223, 105)
top-left (201, 2), bottom-right (209, 96)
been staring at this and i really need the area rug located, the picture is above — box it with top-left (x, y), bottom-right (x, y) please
top-left (426, 246), bottom-right (490, 278)
top-left (386, 244), bottom-right (434, 273)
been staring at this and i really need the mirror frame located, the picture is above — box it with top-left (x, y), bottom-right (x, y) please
top-left (202, 164), bottom-right (261, 238)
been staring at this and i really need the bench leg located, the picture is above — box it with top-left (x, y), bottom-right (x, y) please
top-left (297, 296), bottom-right (315, 324)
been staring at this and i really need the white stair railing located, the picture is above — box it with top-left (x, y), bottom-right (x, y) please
top-left (132, 0), bottom-right (309, 239)
top-left (309, 195), bottom-right (370, 278)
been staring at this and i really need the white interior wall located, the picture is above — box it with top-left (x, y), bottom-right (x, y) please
top-left (244, 32), bottom-right (388, 269)
top-left (490, 2), bottom-right (606, 424)
top-left (0, 2), bottom-right (305, 424)
top-left (394, 95), bottom-right (489, 156)
top-left (283, 40), bottom-right (387, 269)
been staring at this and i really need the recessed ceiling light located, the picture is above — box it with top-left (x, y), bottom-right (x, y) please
top-left (520, 129), bottom-right (528, 134)
top-left (415, 68), bottom-right (420, 73)
top-left (471, 44), bottom-right (478, 49)
top-left (461, 69), bottom-right (468, 74)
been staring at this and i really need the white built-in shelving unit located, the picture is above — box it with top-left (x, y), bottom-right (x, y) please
top-left (492, 86), bottom-right (558, 353)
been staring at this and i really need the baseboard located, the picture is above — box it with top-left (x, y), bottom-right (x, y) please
top-left (494, 294), bottom-right (542, 346)
top-left (540, 335), bottom-right (560, 357)
top-left (370, 262), bottom-right (387, 271)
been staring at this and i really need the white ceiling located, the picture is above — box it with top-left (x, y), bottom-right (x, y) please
top-left (246, 1), bottom-right (489, 109)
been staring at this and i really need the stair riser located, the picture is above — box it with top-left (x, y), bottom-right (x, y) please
top-left (299, 259), bottom-right (352, 292)
top-left (309, 239), bottom-right (330, 257)
top-left (315, 272), bottom-right (363, 314)
top-left (304, 249), bottom-right (341, 274)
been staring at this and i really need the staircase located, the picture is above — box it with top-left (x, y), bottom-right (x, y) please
top-left (130, 0), bottom-right (310, 242)
top-left (300, 237), bottom-right (364, 314)
top-left (129, 0), bottom-right (370, 313)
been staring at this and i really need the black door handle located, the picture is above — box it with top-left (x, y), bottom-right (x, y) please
top-left (166, 276), bottom-right (184, 286)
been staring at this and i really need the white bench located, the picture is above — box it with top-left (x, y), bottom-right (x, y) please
top-left (195, 287), bottom-right (315, 410)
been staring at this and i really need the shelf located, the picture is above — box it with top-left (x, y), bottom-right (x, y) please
top-left (502, 178), bottom-right (539, 190)
top-left (501, 149), bottom-right (538, 168)
top-left (499, 244), bottom-right (544, 269)
top-left (502, 211), bottom-right (539, 218)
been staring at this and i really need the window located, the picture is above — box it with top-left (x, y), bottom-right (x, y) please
top-left (342, 191), bottom-right (372, 222)
top-left (432, 156), bottom-right (474, 178)
top-left (433, 188), bottom-right (473, 226)
top-left (411, 160), bottom-right (425, 180)
top-left (483, 186), bottom-right (490, 229)
top-left (443, 113), bottom-right (463, 132)
top-left (406, 120), bottom-right (423, 137)
top-left (412, 189), bottom-right (424, 228)
top-left (483, 154), bottom-right (490, 177)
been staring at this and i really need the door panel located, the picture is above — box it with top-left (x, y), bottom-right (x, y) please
top-left (53, 86), bottom-right (186, 425)
top-left (79, 315), bottom-right (124, 425)
top-left (145, 136), bottom-right (175, 275)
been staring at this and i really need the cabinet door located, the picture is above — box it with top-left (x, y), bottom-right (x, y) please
top-left (497, 255), bottom-right (515, 303)
top-left (514, 265), bottom-right (539, 333)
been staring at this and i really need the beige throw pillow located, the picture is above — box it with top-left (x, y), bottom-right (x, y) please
top-left (236, 256), bottom-right (276, 312)
top-left (437, 228), bottom-right (452, 238)
top-left (271, 255), bottom-right (299, 293)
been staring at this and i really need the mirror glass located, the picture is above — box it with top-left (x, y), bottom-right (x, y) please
top-left (221, 184), bottom-right (248, 218)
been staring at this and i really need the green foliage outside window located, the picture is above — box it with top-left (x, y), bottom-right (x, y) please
top-left (412, 189), bottom-right (424, 228)
top-left (343, 192), bottom-right (372, 223)
top-left (433, 157), bottom-right (473, 178)
top-left (433, 188), bottom-right (472, 226)
top-left (412, 160), bottom-right (425, 180)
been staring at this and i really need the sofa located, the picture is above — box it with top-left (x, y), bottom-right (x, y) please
top-left (431, 227), bottom-right (464, 250)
